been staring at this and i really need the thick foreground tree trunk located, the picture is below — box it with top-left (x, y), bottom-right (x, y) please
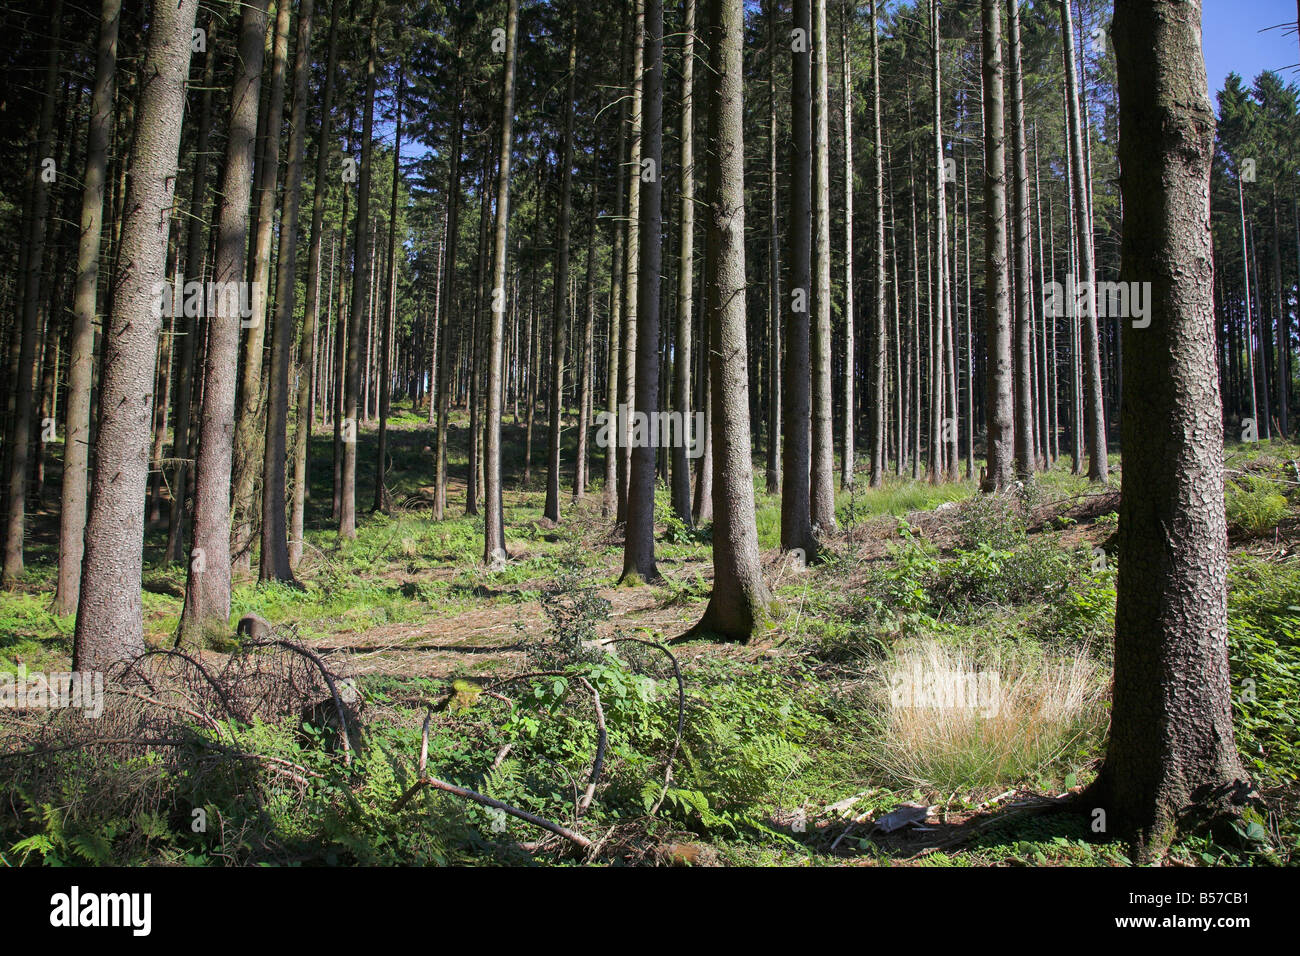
top-left (1090, 0), bottom-right (1252, 860)
top-left (74, 0), bottom-right (198, 671)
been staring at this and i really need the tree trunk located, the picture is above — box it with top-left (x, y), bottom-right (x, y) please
top-left (867, 0), bottom-right (887, 489)
top-left (75, 0), bottom-right (198, 670)
top-left (291, 0), bottom-right (342, 567)
top-left (980, 0), bottom-right (1014, 491)
top-left (3, 0), bottom-right (64, 587)
top-left (545, 8), bottom-right (578, 524)
top-left (483, 0), bottom-right (520, 565)
top-left (782, 0), bottom-right (816, 558)
top-left (260, 0), bottom-right (316, 584)
top-left (671, 0), bottom-right (696, 523)
top-left (1061, 0), bottom-right (1108, 482)
top-left (839, 2), bottom-right (855, 490)
top-left (687, 0), bottom-right (774, 641)
top-left (1092, 0), bottom-right (1251, 859)
top-left (623, 0), bottom-right (663, 583)
top-left (1008, 0), bottom-right (1034, 479)
top-left (178, 0), bottom-right (270, 649)
top-left (374, 61), bottom-right (402, 515)
top-left (810, 0), bottom-right (836, 531)
top-left (233, 0), bottom-right (292, 566)
top-left (340, 0), bottom-right (381, 539)
top-left (54, 0), bottom-right (120, 613)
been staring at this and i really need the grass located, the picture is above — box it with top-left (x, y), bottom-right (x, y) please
top-left (2, 413), bottom-right (1298, 866)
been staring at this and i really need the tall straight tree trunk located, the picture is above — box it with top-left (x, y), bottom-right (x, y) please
top-left (233, 0), bottom-right (292, 566)
top-left (623, 0), bottom-right (663, 583)
top-left (260, 0), bottom-right (315, 583)
top-left (574, 188), bottom-right (597, 502)
top-left (928, 0), bottom-right (949, 486)
top-left (165, 13), bottom-right (217, 565)
top-left (839, 2), bottom-right (855, 490)
top-left (1061, 0), bottom-right (1108, 482)
top-left (687, 0), bottom-right (773, 641)
top-left (179, 0), bottom-right (270, 648)
top-left (3, 0), bottom-right (63, 587)
top-left (809, 0), bottom-right (836, 531)
top-left (671, 0), bottom-right (696, 523)
top-left (374, 62), bottom-right (403, 514)
top-left (618, 0), bottom-right (646, 524)
top-left (545, 9), bottom-right (578, 524)
top-left (340, 0), bottom-right (381, 539)
top-left (868, 0), bottom-right (887, 489)
top-left (291, 0), bottom-right (342, 567)
top-left (74, 0), bottom-right (198, 669)
top-left (1094, 0), bottom-right (1250, 860)
top-left (54, 0), bottom-right (119, 613)
top-left (765, 0), bottom-right (782, 495)
top-left (1008, 0), bottom-right (1034, 479)
top-left (782, 0), bottom-right (816, 557)
top-left (483, 0), bottom-right (519, 565)
top-left (981, 0), bottom-right (1014, 491)
top-left (435, 52), bottom-right (464, 521)
top-left (604, 2), bottom-right (630, 520)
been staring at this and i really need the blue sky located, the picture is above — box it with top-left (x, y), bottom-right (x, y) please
top-left (1202, 0), bottom-right (1299, 102)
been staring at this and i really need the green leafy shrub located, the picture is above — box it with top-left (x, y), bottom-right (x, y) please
top-left (1226, 475), bottom-right (1289, 535)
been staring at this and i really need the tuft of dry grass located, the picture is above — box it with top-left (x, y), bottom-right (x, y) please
top-left (864, 638), bottom-right (1107, 795)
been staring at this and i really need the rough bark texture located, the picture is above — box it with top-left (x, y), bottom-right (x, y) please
top-left (1008, 0), bottom-right (1035, 479)
top-left (545, 9), bottom-right (577, 525)
top-left (340, 0), bottom-right (381, 539)
top-left (782, 0), bottom-right (817, 558)
top-left (292, 0), bottom-right (342, 567)
top-left (1061, 0), bottom-right (1108, 482)
top-left (687, 0), bottom-right (774, 641)
top-left (55, 0), bottom-right (120, 613)
top-left (868, 0), bottom-right (886, 489)
top-left (179, 0), bottom-right (270, 649)
top-left (623, 0), bottom-right (663, 583)
top-left (839, 4), bottom-right (855, 491)
top-left (260, 0), bottom-right (315, 584)
top-left (483, 0), bottom-right (519, 565)
top-left (980, 0), bottom-right (1014, 491)
top-left (671, 0), bottom-right (696, 524)
top-left (233, 0), bottom-right (292, 565)
top-left (3, 0), bottom-right (63, 587)
top-left (1091, 0), bottom-right (1251, 860)
top-left (809, 0), bottom-right (836, 532)
top-left (74, 0), bottom-right (198, 671)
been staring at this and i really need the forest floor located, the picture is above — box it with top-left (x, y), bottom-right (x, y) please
top-left (2, 405), bottom-right (1298, 867)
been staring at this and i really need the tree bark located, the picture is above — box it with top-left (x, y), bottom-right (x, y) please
top-left (782, 0), bottom-right (817, 557)
top-left (179, 0), bottom-right (270, 648)
top-left (623, 0), bottom-right (663, 583)
top-left (3, 0), bottom-right (64, 587)
top-left (483, 0), bottom-right (520, 565)
top-left (75, 0), bottom-right (198, 670)
top-left (687, 0), bottom-right (774, 641)
top-left (1092, 0), bottom-right (1251, 859)
top-left (291, 0), bottom-right (342, 567)
top-left (54, 0), bottom-right (120, 613)
top-left (260, 0), bottom-right (316, 583)
top-left (980, 0), bottom-right (1014, 491)
top-left (810, 0), bottom-right (836, 531)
